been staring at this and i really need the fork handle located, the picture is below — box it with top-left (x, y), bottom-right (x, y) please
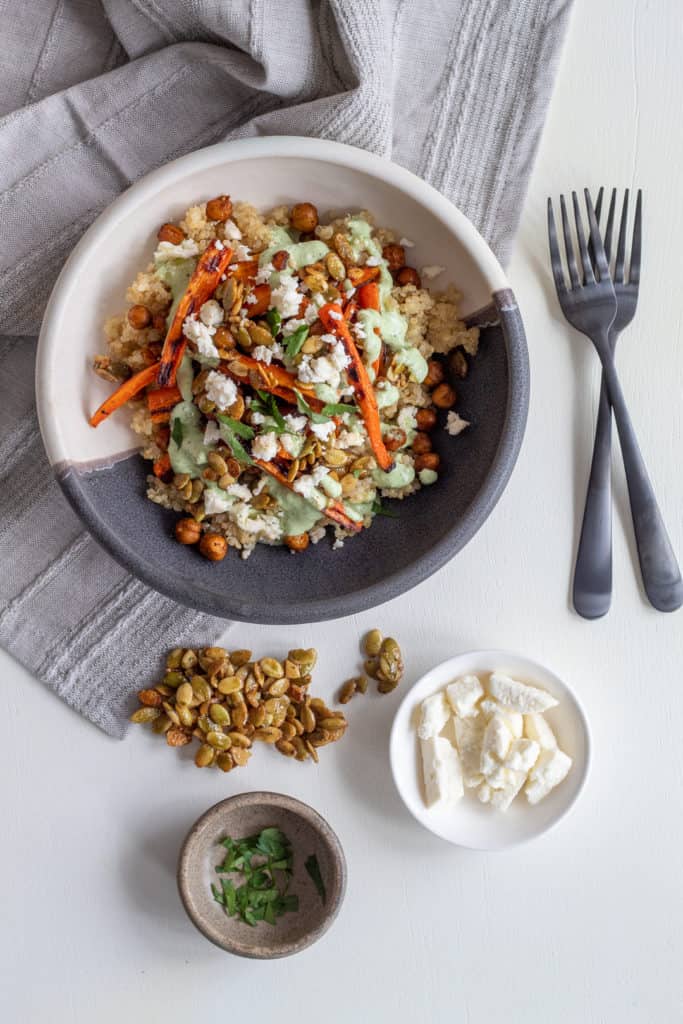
top-left (597, 339), bottom-right (683, 612)
top-left (573, 370), bottom-right (613, 618)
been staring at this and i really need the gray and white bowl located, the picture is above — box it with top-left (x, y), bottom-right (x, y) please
top-left (36, 137), bottom-right (529, 623)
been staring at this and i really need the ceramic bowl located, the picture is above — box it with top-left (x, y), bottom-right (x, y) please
top-left (177, 792), bottom-right (346, 958)
top-left (390, 651), bottom-right (591, 850)
top-left (36, 136), bottom-right (528, 623)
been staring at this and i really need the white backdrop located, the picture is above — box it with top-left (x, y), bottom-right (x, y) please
top-left (3, 1), bottom-right (682, 1020)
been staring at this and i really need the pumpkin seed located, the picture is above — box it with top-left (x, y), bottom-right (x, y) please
top-left (266, 678), bottom-right (289, 697)
top-left (166, 727), bottom-right (192, 747)
top-left (173, 473), bottom-right (190, 490)
top-left (320, 716), bottom-right (347, 731)
top-left (287, 458), bottom-right (300, 482)
top-left (260, 657), bottom-right (284, 679)
top-left (289, 648), bottom-right (318, 671)
top-left (364, 657), bottom-right (380, 679)
top-left (292, 737), bottom-right (308, 760)
top-left (230, 649), bottom-right (252, 666)
top-left (209, 704), bottom-right (231, 727)
top-left (246, 322), bottom-right (274, 348)
top-left (162, 701), bottom-right (181, 726)
top-left (180, 649), bottom-right (198, 670)
top-left (231, 747), bottom-right (251, 767)
top-left (163, 670), bottom-right (185, 687)
top-left (216, 752), bottom-right (234, 772)
top-left (364, 629), bottom-right (383, 656)
top-left (166, 648), bottom-right (184, 670)
top-left (305, 739), bottom-right (319, 763)
top-left (301, 702), bottom-right (316, 733)
top-left (378, 636), bottom-right (403, 683)
top-left (231, 703), bottom-right (248, 728)
top-left (284, 659), bottom-right (300, 679)
top-left (197, 715), bottom-right (213, 733)
top-left (138, 688), bottom-right (162, 708)
top-left (228, 731), bottom-right (251, 748)
top-left (250, 705), bottom-right (267, 728)
top-left (356, 675), bottom-right (369, 694)
top-left (154, 683), bottom-right (174, 697)
top-left (130, 706), bottom-right (161, 724)
top-left (281, 721), bottom-right (297, 741)
top-left (325, 252), bottom-right (346, 280)
top-left (276, 740), bottom-right (296, 757)
top-left (207, 451), bottom-right (228, 475)
top-left (338, 679), bottom-right (357, 704)
top-left (254, 726), bottom-right (282, 743)
top-left (217, 675), bottom-right (242, 695)
top-left (207, 730), bottom-right (231, 750)
top-left (333, 232), bottom-right (355, 263)
top-left (323, 447), bottom-right (348, 467)
top-left (195, 744), bottom-right (215, 768)
top-left (178, 705), bottom-right (197, 728)
top-left (152, 713), bottom-right (172, 735)
top-left (175, 682), bottom-right (193, 705)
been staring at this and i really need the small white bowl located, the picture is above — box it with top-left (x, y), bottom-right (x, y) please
top-left (390, 650), bottom-right (590, 850)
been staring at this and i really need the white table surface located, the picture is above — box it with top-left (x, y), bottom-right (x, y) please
top-left (3, 2), bottom-right (683, 1021)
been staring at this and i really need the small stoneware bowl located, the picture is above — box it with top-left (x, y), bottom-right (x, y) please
top-left (36, 135), bottom-right (529, 623)
top-left (177, 792), bottom-right (346, 958)
top-left (390, 650), bottom-right (591, 851)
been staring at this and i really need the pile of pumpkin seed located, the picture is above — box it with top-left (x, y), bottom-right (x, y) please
top-left (338, 630), bottom-right (404, 703)
top-left (131, 646), bottom-right (347, 770)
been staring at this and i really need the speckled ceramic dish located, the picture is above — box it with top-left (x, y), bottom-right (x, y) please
top-left (36, 136), bottom-right (528, 623)
top-left (177, 792), bottom-right (346, 958)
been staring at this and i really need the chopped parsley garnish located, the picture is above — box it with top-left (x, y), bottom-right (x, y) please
top-left (304, 854), bottom-right (327, 905)
top-left (211, 828), bottom-right (298, 927)
top-left (171, 417), bottom-right (184, 447)
top-left (284, 324), bottom-right (309, 358)
top-left (265, 308), bottom-right (282, 337)
top-left (215, 413), bottom-right (254, 464)
top-left (372, 497), bottom-right (399, 518)
top-left (253, 389), bottom-right (285, 431)
top-left (295, 390), bottom-right (330, 424)
top-left (321, 402), bottom-right (357, 417)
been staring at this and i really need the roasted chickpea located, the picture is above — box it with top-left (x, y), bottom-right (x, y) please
top-left (271, 249), bottom-right (290, 271)
top-left (152, 313), bottom-right (167, 333)
top-left (291, 202), bottom-right (319, 232)
top-left (382, 244), bottom-right (406, 271)
top-left (157, 222), bottom-right (186, 245)
top-left (415, 407), bottom-right (437, 431)
top-left (175, 518), bottom-right (202, 545)
top-left (396, 266), bottom-right (421, 288)
top-left (383, 427), bottom-right (407, 452)
top-left (411, 431), bottom-right (433, 455)
top-left (205, 194), bottom-right (233, 222)
top-left (432, 382), bottom-right (457, 408)
top-left (199, 533), bottom-right (229, 561)
top-left (449, 349), bottom-right (469, 379)
top-left (415, 452), bottom-right (440, 472)
top-left (424, 358), bottom-right (445, 388)
top-left (284, 533), bottom-right (310, 552)
top-left (127, 304), bottom-right (151, 329)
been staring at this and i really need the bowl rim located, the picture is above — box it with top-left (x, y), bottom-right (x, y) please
top-left (177, 790), bottom-right (347, 958)
top-left (36, 136), bottom-right (529, 623)
top-left (389, 649), bottom-right (592, 851)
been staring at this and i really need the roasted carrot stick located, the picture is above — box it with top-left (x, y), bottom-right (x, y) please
top-left (244, 282), bottom-right (271, 316)
top-left (347, 265), bottom-right (380, 287)
top-left (318, 303), bottom-right (393, 471)
top-left (230, 259), bottom-right (258, 282)
top-left (157, 240), bottom-right (233, 387)
top-left (356, 281), bottom-right (380, 311)
top-left (218, 356), bottom-right (323, 409)
top-left (254, 460), bottom-right (363, 533)
top-left (89, 361), bottom-right (161, 427)
top-left (152, 452), bottom-right (172, 479)
top-left (147, 386), bottom-right (182, 413)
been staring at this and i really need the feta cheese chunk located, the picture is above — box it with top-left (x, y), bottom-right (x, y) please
top-left (154, 238), bottom-right (199, 262)
top-left (453, 715), bottom-right (485, 788)
top-left (504, 738), bottom-right (540, 774)
top-left (490, 769), bottom-right (526, 811)
top-left (479, 698), bottom-right (523, 738)
top-left (183, 316), bottom-right (219, 359)
top-left (525, 749), bottom-right (573, 805)
top-left (251, 432), bottom-right (278, 462)
top-left (204, 371), bottom-right (237, 412)
top-left (420, 736), bottom-right (463, 808)
top-left (523, 712), bottom-right (558, 751)
top-left (481, 713), bottom-right (512, 767)
top-left (417, 692), bottom-right (450, 740)
top-left (445, 411), bottom-right (470, 436)
top-left (488, 673), bottom-right (559, 714)
top-left (199, 299), bottom-right (224, 328)
top-left (446, 674), bottom-right (484, 718)
top-left (203, 487), bottom-right (232, 515)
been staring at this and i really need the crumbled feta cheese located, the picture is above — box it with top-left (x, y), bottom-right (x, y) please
top-left (446, 411), bottom-right (470, 436)
top-left (271, 273), bottom-right (302, 318)
top-left (446, 675), bottom-right (484, 718)
top-left (328, 309), bottom-right (343, 320)
top-left (524, 713), bottom-right (558, 751)
top-left (244, 292), bottom-right (258, 305)
top-left (204, 371), bottom-right (237, 411)
top-left (252, 345), bottom-right (273, 365)
top-left (309, 525), bottom-right (326, 543)
top-left (203, 488), bottom-right (232, 515)
top-left (309, 419), bottom-right (336, 441)
top-left (332, 537), bottom-right (345, 549)
top-left (337, 429), bottom-right (364, 450)
top-left (297, 355), bottom-right (340, 387)
top-left (232, 502), bottom-right (281, 541)
top-left (203, 421), bottom-right (221, 445)
top-left (453, 715), bottom-right (486, 788)
top-left (351, 321), bottom-right (366, 340)
top-left (365, 256), bottom-right (381, 266)
top-left (250, 411), bottom-right (265, 426)
top-left (421, 264), bottom-right (445, 279)
top-left (397, 405), bottom-right (417, 432)
top-left (255, 262), bottom-right (275, 286)
top-left (525, 749), bottom-right (573, 805)
top-left (321, 333), bottom-right (337, 346)
top-left (251, 432), bottom-right (279, 462)
top-left (283, 414), bottom-right (307, 433)
top-left (199, 299), bottom-right (224, 328)
top-left (183, 316), bottom-right (218, 358)
top-left (488, 673), bottom-right (559, 714)
top-left (420, 736), bottom-right (464, 807)
top-left (490, 769), bottom-right (526, 811)
top-left (233, 242), bottom-right (251, 261)
top-left (282, 317), bottom-right (306, 337)
top-left (399, 237), bottom-right (415, 248)
top-left (292, 475), bottom-right (318, 501)
top-left (154, 238), bottom-right (199, 262)
top-left (417, 692), bottom-right (450, 740)
top-left (328, 340), bottom-right (351, 371)
top-left (481, 713), bottom-right (512, 766)
top-left (478, 783), bottom-right (492, 804)
top-left (223, 219), bottom-right (242, 240)
top-left (271, 342), bottom-right (284, 360)
top-left (303, 302), bottom-right (320, 325)
top-left (310, 465), bottom-right (330, 485)
top-left (504, 739), bottom-right (540, 774)
top-left (226, 483), bottom-right (252, 501)
top-left (280, 433), bottom-right (304, 457)
top-left (214, 240), bottom-right (224, 251)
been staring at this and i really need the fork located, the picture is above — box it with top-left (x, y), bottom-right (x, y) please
top-left (548, 189), bottom-right (682, 613)
top-left (572, 188), bottom-right (641, 618)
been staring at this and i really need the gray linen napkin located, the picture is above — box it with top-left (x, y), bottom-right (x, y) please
top-left (0, 0), bottom-right (573, 737)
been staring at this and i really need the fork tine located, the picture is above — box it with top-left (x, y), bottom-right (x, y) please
top-left (560, 195), bottom-right (581, 288)
top-left (584, 189), bottom-right (609, 281)
top-left (547, 198), bottom-right (566, 293)
top-left (614, 189), bottom-right (629, 283)
top-left (629, 188), bottom-right (642, 287)
top-left (604, 188), bottom-right (617, 263)
top-left (572, 191), bottom-right (595, 284)
top-left (594, 186), bottom-right (604, 223)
